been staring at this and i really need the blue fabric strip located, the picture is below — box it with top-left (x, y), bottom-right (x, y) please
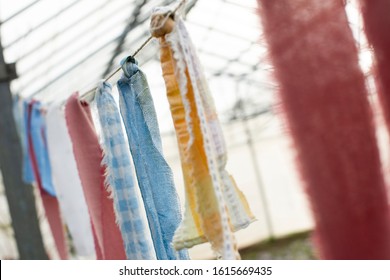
top-left (118, 58), bottom-right (189, 260)
top-left (95, 82), bottom-right (156, 260)
top-left (22, 100), bottom-right (35, 184)
top-left (29, 101), bottom-right (56, 196)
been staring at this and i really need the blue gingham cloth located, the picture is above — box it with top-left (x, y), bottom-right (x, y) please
top-left (95, 82), bottom-right (156, 260)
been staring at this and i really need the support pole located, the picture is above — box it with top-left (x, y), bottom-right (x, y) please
top-left (236, 81), bottom-right (275, 240)
top-left (0, 35), bottom-right (47, 259)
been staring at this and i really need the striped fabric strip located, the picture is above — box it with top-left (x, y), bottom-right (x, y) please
top-left (153, 8), bottom-right (255, 260)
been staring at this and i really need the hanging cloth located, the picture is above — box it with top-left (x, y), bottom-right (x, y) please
top-left (65, 93), bottom-right (126, 260)
top-left (360, 0), bottom-right (390, 131)
top-left (117, 58), bottom-right (189, 260)
top-left (152, 9), bottom-right (254, 259)
top-left (13, 96), bottom-right (35, 184)
top-left (29, 101), bottom-right (56, 196)
top-left (12, 95), bottom-right (23, 143)
top-left (95, 82), bottom-right (156, 260)
top-left (22, 100), bottom-right (36, 184)
top-left (27, 100), bottom-right (68, 259)
top-left (45, 104), bottom-right (95, 257)
top-left (257, 0), bottom-right (390, 259)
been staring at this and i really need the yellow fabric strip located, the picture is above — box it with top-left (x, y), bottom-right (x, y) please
top-left (159, 28), bottom-right (255, 259)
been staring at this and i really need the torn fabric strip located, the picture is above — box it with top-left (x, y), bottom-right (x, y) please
top-left (46, 104), bottom-right (95, 257)
top-left (65, 93), bottom-right (126, 260)
top-left (118, 59), bottom-right (189, 260)
top-left (154, 10), bottom-right (254, 260)
top-left (95, 82), bottom-right (156, 260)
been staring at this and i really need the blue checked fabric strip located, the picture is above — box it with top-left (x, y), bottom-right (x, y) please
top-left (95, 82), bottom-right (156, 260)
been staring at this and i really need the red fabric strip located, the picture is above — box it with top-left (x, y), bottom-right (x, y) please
top-left (40, 193), bottom-right (68, 260)
top-left (258, 0), bottom-right (390, 259)
top-left (65, 93), bottom-right (126, 260)
top-left (27, 101), bottom-right (68, 260)
top-left (360, 0), bottom-right (390, 132)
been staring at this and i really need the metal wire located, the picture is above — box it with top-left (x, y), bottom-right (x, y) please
top-left (79, 0), bottom-right (187, 102)
top-left (20, 9), bottom-right (133, 90)
top-left (102, 0), bottom-right (149, 77)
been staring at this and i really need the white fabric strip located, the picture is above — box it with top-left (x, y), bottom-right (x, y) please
top-left (46, 104), bottom-right (95, 258)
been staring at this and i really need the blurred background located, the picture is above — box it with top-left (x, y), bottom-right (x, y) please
top-left (0, 0), bottom-right (374, 259)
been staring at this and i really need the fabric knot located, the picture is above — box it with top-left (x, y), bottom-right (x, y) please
top-left (96, 80), bottom-right (112, 96)
top-left (120, 56), bottom-right (139, 78)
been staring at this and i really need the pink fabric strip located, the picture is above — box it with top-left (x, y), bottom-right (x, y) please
top-left (27, 101), bottom-right (68, 260)
top-left (40, 193), bottom-right (68, 259)
top-left (65, 93), bottom-right (126, 260)
top-left (258, 0), bottom-right (390, 259)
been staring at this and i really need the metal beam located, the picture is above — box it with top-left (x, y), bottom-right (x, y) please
top-left (0, 34), bottom-right (47, 260)
top-left (16, 0), bottom-right (117, 62)
top-left (102, 0), bottom-right (148, 76)
top-left (4, 0), bottom-right (82, 49)
top-left (26, 0), bottom-right (197, 98)
top-left (0, 0), bottom-right (43, 25)
top-left (25, 3), bottom-right (158, 97)
top-left (18, 10), bottom-right (130, 89)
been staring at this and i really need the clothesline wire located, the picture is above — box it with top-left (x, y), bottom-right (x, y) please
top-left (25, 4), bottom-right (155, 99)
top-left (102, 0), bottom-right (149, 77)
top-left (79, 0), bottom-right (186, 102)
top-left (104, 36), bottom-right (153, 82)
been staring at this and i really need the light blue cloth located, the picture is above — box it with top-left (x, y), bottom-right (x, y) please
top-left (118, 57), bottom-right (189, 260)
top-left (95, 82), bottom-right (156, 260)
top-left (22, 100), bottom-right (35, 184)
top-left (29, 101), bottom-right (56, 196)
top-left (12, 96), bottom-right (31, 184)
top-left (12, 95), bottom-right (23, 142)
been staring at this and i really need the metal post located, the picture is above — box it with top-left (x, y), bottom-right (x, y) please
top-left (236, 80), bottom-right (275, 240)
top-left (0, 35), bottom-right (47, 259)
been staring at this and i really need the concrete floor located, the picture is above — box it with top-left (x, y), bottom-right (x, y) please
top-left (240, 231), bottom-right (317, 260)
